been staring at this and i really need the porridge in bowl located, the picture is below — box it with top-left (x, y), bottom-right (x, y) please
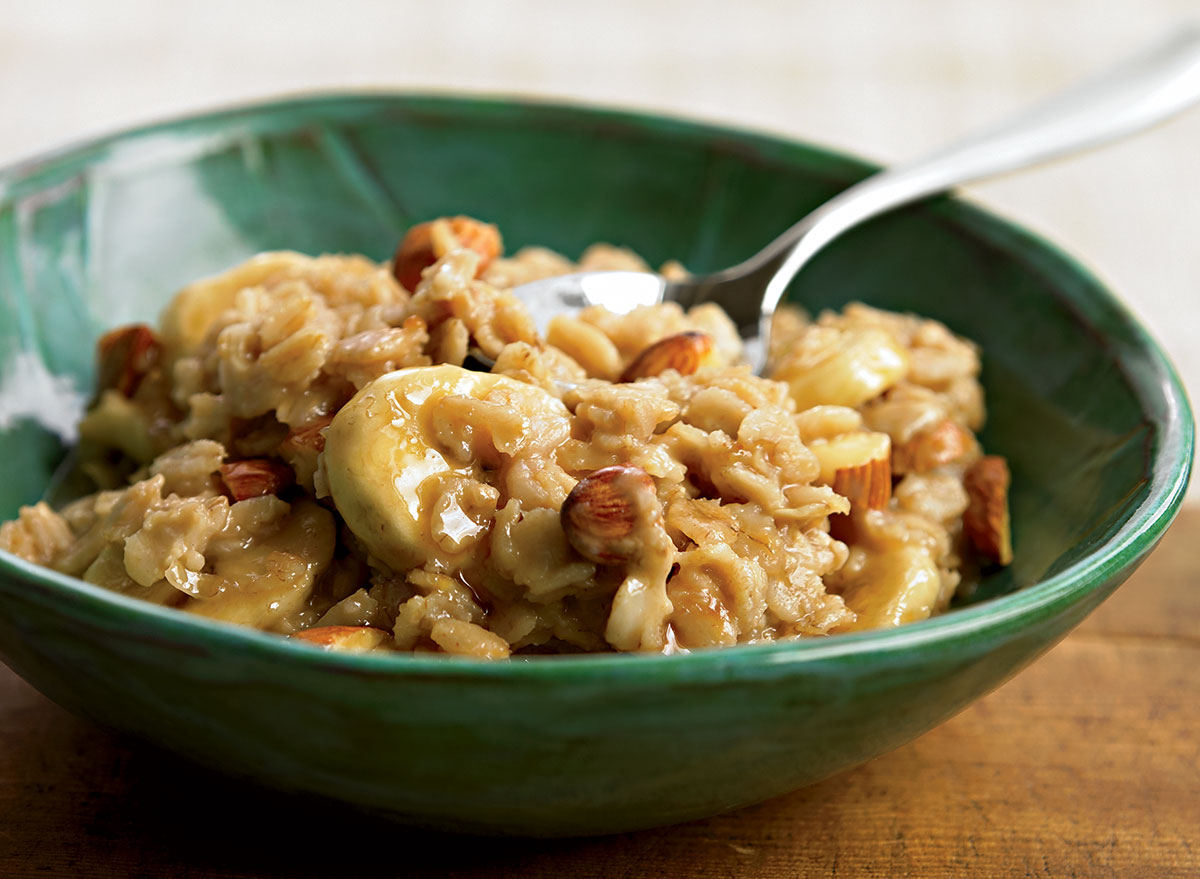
top-left (0, 216), bottom-right (1010, 657)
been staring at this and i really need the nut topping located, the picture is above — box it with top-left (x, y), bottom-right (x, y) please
top-left (291, 625), bottom-right (390, 652)
top-left (281, 416), bottom-right (333, 455)
top-left (561, 465), bottom-right (660, 564)
top-left (811, 431), bottom-right (893, 511)
top-left (620, 332), bottom-right (718, 382)
top-left (96, 324), bottom-right (161, 397)
top-left (833, 456), bottom-right (892, 512)
top-left (391, 216), bottom-right (502, 291)
top-left (219, 458), bottom-right (295, 502)
top-left (963, 455), bottom-right (1013, 565)
top-left (893, 418), bottom-right (974, 474)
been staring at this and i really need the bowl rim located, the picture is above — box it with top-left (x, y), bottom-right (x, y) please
top-left (0, 90), bottom-right (1192, 683)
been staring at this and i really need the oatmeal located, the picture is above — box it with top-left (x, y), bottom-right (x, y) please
top-left (0, 215), bottom-right (1011, 657)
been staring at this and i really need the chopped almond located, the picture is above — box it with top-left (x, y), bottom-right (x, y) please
top-left (893, 418), bottom-right (974, 474)
top-left (833, 456), bottom-right (892, 512)
top-left (620, 332), bottom-right (719, 382)
top-left (391, 216), bottom-right (502, 291)
top-left (96, 324), bottom-right (161, 397)
top-left (963, 455), bottom-right (1013, 565)
top-left (219, 458), bottom-right (294, 502)
top-left (811, 431), bottom-right (893, 511)
top-left (291, 625), bottom-right (390, 652)
top-left (561, 465), bottom-right (659, 564)
top-left (279, 416), bottom-right (333, 492)
top-left (281, 416), bottom-right (333, 455)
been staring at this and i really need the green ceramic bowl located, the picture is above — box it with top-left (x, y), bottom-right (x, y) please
top-left (0, 95), bottom-right (1191, 837)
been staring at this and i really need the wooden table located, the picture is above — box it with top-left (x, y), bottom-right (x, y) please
top-left (1, 514), bottom-right (1196, 878)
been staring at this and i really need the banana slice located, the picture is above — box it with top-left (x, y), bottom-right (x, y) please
top-left (322, 364), bottom-right (570, 571)
top-left (776, 327), bottom-right (909, 410)
top-left (838, 544), bottom-right (942, 630)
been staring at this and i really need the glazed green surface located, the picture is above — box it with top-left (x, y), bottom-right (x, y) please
top-left (0, 95), bottom-right (1191, 835)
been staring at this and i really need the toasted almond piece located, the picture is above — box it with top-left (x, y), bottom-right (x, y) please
top-left (810, 431), bottom-right (892, 511)
top-left (96, 324), bottom-right (161, 397)
top-left (561, 465), bottom-right (659, 564)
top-left (281, 415), bottom-right (333, 455)
top-left (620, 331), bottom-right (719, 382)
top-left (834, 456), bottom-right (892, 511)
top-left (391, 216), bottom-right (502, 291)
top-left (963, 455), bottom-right (1013, 565)
top-left (279, 416), bottom-right (334, 490)
top-left (219, 458), bottom-right (294, 501)
top-left (892, 418), bottom-right (974, 474)
top-left (292, 625), bottom-right (390, 652)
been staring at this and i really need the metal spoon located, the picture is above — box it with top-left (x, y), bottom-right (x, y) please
top-left (510, 27), bottom-right (1200, 373)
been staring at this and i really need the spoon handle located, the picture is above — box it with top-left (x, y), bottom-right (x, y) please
top-left (755, 26), bottom-right (1200, 316)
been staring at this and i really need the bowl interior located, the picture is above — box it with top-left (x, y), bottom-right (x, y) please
top-left (0, 95), bottom-right (1190, 612)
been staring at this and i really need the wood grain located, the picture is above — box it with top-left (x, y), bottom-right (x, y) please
top-left (1, 514), bottom-right (1196, 878)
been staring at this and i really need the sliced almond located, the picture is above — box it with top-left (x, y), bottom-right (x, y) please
top-left (810, 431), bottom-right (892, 511)
top-left (561, 465), bottom-right (659, 564)
top-left (963, 455), bottom-right (1013, 565)
top-left (96, 324), bottom-right (161, 397)
top-left (620, 331), bottom-right (719, 382)
top-left (291, 625), bottom-right (390, 652)
top-left (391, 216), bottom-right (502, 291)
top-left (892, 418), bottom-right (974, 474)
top-left (219, 458), bottom-right (294, 502)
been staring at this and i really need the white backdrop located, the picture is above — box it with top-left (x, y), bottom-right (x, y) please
top-left (3, 0), bottom-right (1198, 499)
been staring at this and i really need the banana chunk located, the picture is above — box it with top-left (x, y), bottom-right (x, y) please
top-left (837, 544), bottom-right (942, 630)
top-left (775, 326), bottom-right (909, 410)
top-left (323, 364), bottom-right (570, 571)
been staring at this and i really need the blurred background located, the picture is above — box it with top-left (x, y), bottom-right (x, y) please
top-left (2, 0), bottom-right (1197, 498)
